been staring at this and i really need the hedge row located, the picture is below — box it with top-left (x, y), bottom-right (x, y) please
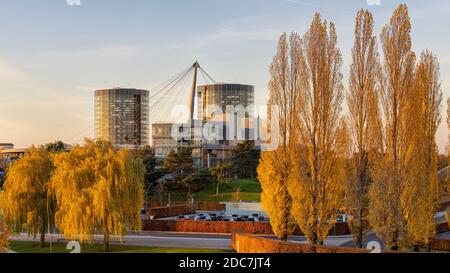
top-left (147, 202), bottom-right (226, 219)
top-left (142, 220), bottom-right (351, 236)
top-left (147, 205), bottom-right (196, 219)
top-left (231, 233), bottom-right (370, 253)
top-left (142, 220), bottom-right (273, 234)
top-left (436, 222), bottom-right (450, 234)
top-left (196, 202), bottom-right (226, 211)
top-left (430, 238), bottom-right (450, 252)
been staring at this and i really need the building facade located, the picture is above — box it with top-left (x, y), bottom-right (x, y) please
top-left (152, 83), bottom-right (258, 168)
top-left (0, 143), bottom-right (14, 151)
top-left (197, 83), bottom-right (254, 122)
top-left (95, 88), bottom-right (149, 147)
top-left (0, 148), bottom-right (28, 169)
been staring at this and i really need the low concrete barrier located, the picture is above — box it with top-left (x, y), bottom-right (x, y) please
top-left (147, 202), bottom-right (226, 219)
top-left (430, 238), bottom-right (450, 252)
top-left (231, 232), bottom-right (370, 253)
top-left (142, 220), bottom-right (273, 234)
top-left (436, 221), bottom-right (449, 234)
top-left (147, 204), bottom-right (196, 219)
top-left (142, 220), bottom-right (351, 236)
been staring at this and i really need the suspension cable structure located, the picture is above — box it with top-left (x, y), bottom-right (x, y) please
top-left (64, 62), bottom-right (215, 144)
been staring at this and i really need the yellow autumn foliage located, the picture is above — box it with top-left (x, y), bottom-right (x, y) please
top-left (51, 140), bottom-right (144, 251)
top-left (0, 147), bottom-right (55, 248)
top-left (0, 214), bottom-right (9, 253)
top-left (258, 150), bottom-right (294, 240)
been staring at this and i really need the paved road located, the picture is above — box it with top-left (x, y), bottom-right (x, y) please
top-left (10, 229), bottom-right (449, 252)
top-left (10, 231), bottom-right (357, 251)
top-left (10, 232), bottom-right (233, 250)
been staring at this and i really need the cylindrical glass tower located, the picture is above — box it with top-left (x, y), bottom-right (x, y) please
top-left (95, 88), bottom-right (149, 147)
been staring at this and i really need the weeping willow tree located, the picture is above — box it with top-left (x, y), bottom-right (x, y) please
top-left (51, 140), bottom-right (144, 252)
top-left (0, 214), bottom-right (9, 253)
top-left (0, 147), bottom-right (55, 248)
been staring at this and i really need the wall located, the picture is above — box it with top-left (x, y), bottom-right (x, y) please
top-left (430, 238), bottom-right (450, 252)
top-left (224, 202), bottom-right (267, 217)
top-left (142, 220), bottom-right (351, 236)
top-left (147, 202), bottom-right (226, 219)
top-left (142, 220), bottom-right (273, 234)
top-left (147, 205), bottom-right (196, 219)
top-left (231, 233), bottom-right (370, 253)
top-left (436, 222), bottom-right (450, 234)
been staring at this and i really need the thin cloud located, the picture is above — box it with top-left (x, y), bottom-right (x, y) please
top-left (0, 60), bottom-right (32, 84)
top-left (170, 17), bottom-right (282, 49)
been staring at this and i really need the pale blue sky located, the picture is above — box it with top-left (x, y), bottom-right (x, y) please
top-left (0, 0), bottom-right (449, 152)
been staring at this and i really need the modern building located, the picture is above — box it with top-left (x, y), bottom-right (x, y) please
top-left (95, 88), bottom-right (149, 147)
top-left (152, 121), bottom-right (203, 166)
top-left (0, 148), bottom-right (28, 169)
top-left (0, 143), bottom-right (14, 151)
top-left (197, 83), bottom-right (254, 122)
top-left (152, 83), bottom-right (259, 168)
top-left (152, 123), bottom-right (178, 159)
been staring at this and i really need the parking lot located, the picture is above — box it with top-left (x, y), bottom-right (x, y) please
top-left (161, 211), bottom-right (270, 222)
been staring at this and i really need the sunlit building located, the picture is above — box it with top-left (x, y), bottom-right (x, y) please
top-left (152, 83), bottom-right (258, 168)
top-left (95, 88), bottom-right (149, 147)
top-left (197, 83), bottom-right (254, 122)
top-left (0, 148), bottom-right (28, 169)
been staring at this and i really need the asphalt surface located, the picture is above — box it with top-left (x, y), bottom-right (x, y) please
top-left (10, 231), bottom-right (360, 250)
top-left (10, 232), bottom-right (233, 250)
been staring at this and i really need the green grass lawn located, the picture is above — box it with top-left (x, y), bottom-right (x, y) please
top-left (194, 179), bottom-right (262, 202)
top-left (10, 241), bottom-right (232, 253)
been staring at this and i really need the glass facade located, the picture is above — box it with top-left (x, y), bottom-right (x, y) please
top-left (197, 84), bottom-right (255, 122)
top-left (95, 88), bottom-right (149, 147)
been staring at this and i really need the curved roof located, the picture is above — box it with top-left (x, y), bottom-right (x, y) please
top-left (0, 148), bottom-right (28, 154)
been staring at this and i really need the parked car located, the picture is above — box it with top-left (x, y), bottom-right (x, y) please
top-left (247, 217), bottom-right (256, 222)
top-left (194, 214), bottom-right (207, 221)
top-left (336, 214), bottom-right (346, 223)
top-left (175, 215), bottom-right (186, 221)
top-left (230, 215), bottom-right (242, 222)
top-left (207, 213), bottom-right (218, 221)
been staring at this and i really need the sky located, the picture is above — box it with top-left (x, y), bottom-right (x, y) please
top-left (0, 0), bottom-right (449, 153)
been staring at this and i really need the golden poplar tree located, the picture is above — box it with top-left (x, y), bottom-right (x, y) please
top-left (368, 4), bottom-right (416, 250)
top-left (258, 149), bottom-right (295, 239)
top-left (51, 140), bottom-right (144, 252)
top-left (346, 9), bottom-right (382, 248)
top-left (258, 32), bottom-right (300, 240)
top-left (287, 13), bottom-right (345, 245)
top-left (0, 147), bottom-right (55, 248)
top-left (405, 51), bottom-right (442, 248)
top-left (447, 98), bottom-right (450, 194)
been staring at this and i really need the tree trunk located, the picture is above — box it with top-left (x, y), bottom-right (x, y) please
top-left (40, 220), bottom-right (46, 248)
top-left (357, 227), bottom-right (364, 249)
top-left (104, 231), bottom-right (110, 253)
top-left (40, 230), bottom-right (46, 248)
